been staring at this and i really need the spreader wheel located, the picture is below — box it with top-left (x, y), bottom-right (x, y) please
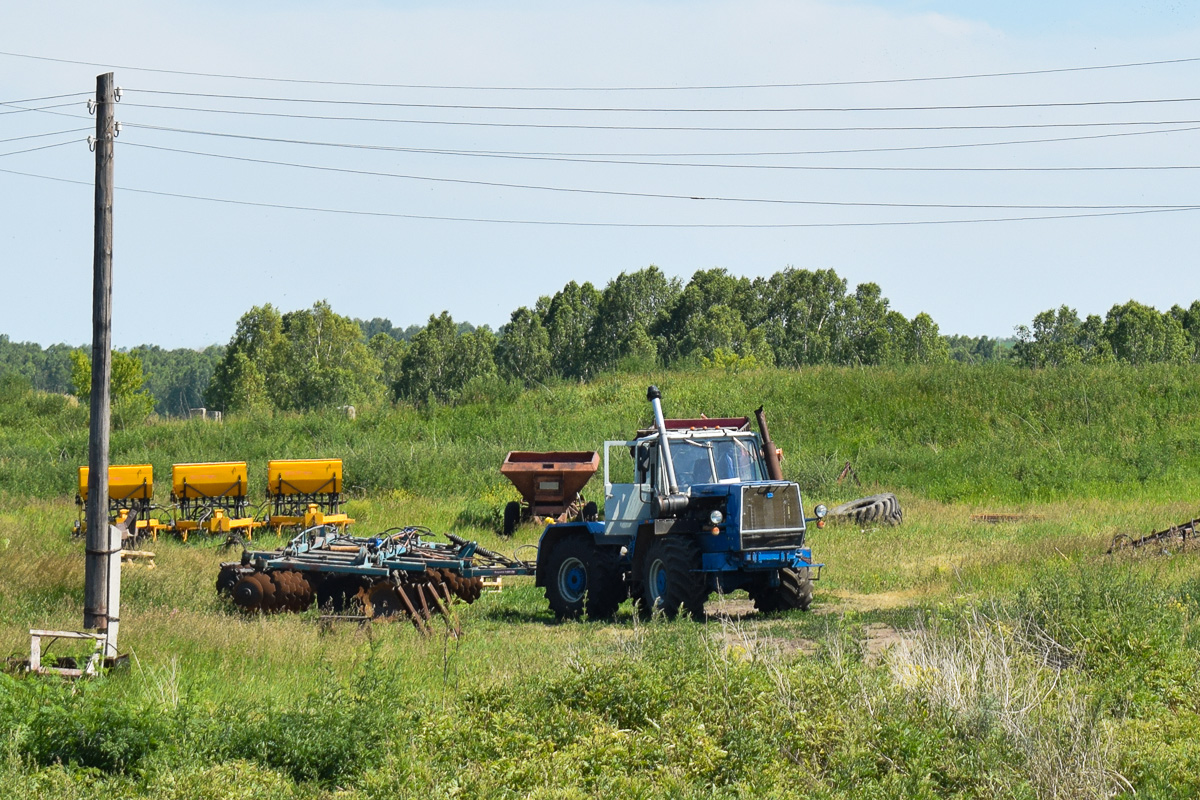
top-left (502, 501), bottom-right (522, 537)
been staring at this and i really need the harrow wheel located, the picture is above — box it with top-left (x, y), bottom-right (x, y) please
top-left (317, 576), bottom-right (363, 613)
top-left (230, 570), bottom-right (314, 613)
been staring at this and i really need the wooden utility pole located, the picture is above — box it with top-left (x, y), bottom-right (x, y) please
top-left (83, 72), bottom-right (116, 632)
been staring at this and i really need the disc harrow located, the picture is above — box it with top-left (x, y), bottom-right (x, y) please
top-left (217, 526), bottom-right (533, 632)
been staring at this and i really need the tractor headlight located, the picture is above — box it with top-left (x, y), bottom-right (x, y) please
top-left (814, 504), bottom-right (828, 519)
top-left (709, 509), bottom-right (724, 526)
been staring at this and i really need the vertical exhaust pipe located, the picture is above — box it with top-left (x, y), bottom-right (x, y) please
top-left (647, 385), bottom-right (679, 493)
top-left (647, 386), bottom-right (689, 516)
top-left (755, 406), bottom-right (785, 482)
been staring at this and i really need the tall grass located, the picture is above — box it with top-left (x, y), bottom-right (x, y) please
top-left (3, 364), bottom-right (1200, 505)
top-left (4, 363), bottom-right (1200, 797)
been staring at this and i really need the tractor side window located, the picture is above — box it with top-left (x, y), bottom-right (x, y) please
top-left (608, 444), bottom-right (637, 486)
top-left (635, 441), bottom-right (656, 486)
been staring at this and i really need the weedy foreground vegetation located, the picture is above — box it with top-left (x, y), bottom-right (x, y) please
top-left (2, 365), bottom-right (1200, 799)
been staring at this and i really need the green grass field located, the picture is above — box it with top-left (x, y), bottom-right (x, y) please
top-left (2, 365), bottom-right (1200, 798)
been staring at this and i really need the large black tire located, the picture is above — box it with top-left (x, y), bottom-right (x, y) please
top-left (502, 501), bottom-right (522, 537)
top-left (543, 537), bottom-right (624, 621)
top-left (747, 567), bottom-right (813, 613)
top-left (828, 493), bottom-right (903, 527)
top-left (640, 536), bottom-right (708, 620)
top-left (585, 546), bottom-right (626, 620)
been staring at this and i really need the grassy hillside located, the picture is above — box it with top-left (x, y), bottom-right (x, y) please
top-left (3, 364), bottom-right (1200, 798)
top-left (4, 364), bottom-right (1200, 506)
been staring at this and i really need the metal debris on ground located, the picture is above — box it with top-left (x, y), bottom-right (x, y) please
top-left (836, 461), bottom-right (862, 487)
top-left (1108, 517), bottom-right (1199, 554)
top-left (120, 549), bottom-right (156, 568)
top-left (970, 513), bottom-right (1045, 524)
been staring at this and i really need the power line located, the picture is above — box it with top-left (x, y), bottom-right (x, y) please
top-left (0, 101), bottom-right (88, 117)
top-left (4, 166), bottom-right (1198, 228)
top-left (123, 121), bottom-right (1200, 171)
top-left (2, 48), bottom-right (1198, 90)
top-left (123, 119), bottom-right (1200, 158)
top-left (127, 87), bottom-right (1200, 113)
top-left (121, 140), bottom-right (1198, 211)
top-left (0, 128), bottom-right (91, 144)
top-left (124, 114), bottom-right (1200, 137)
top-left (118, 102), bottom-right (1200, 141)
top-left (0, 140), bottom-right (83, 159)
top-left (0, 92), bottom-right (90, 104)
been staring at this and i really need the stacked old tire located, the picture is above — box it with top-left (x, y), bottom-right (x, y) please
top-left (826, 493), bottom-right (903, 527)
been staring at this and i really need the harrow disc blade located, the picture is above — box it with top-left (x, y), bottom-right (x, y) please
top-left (232, 574), bottom-right (265, 611)
top-left (216, 566), bottom-right (240, 595)
top-left (364, 583), bottom-right (405, 619)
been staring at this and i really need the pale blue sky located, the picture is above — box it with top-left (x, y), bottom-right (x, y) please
top-left (2, 1), bottom-right (1199, 348)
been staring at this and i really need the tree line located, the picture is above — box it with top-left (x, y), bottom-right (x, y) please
top-left (205, 267), bottom-right (955, 411)
top-left (0, 334), bottom-right (221, 416)
top-left (4, 266), bottom-right (1197, 419)
top-left (1013, 301), bottom-right (1200, 368)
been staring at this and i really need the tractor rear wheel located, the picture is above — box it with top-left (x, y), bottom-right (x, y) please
top-left (640, 536), bottom-right (707, 620)
top-left (748, 567), bottom-right (813, 613)
top-left (543, 537), bottom-right (622, 621)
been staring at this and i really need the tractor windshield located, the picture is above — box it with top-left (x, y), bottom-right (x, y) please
top-left (669, 436), bottom-right (765, 490)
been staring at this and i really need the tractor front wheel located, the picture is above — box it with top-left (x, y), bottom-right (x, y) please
top-left (748, 567), bottom-right (813, 613)
top-left (544, 537), bottom-right (590, 620)
top-left (640, 536), bottom-right (707, 620)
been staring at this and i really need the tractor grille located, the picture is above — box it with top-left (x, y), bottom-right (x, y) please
top-left (740, 484), bottom-right (805, 550)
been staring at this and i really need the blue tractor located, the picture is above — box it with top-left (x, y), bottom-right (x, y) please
top-left (535, 386), bottom-right (825, 620)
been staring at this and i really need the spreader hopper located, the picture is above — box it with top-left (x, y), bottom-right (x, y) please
top-left (266, 458), bottom-right (354, 533)
top-left (74, 464), bottom-right (168, 542)
top-left (168, 461), bottom-right (261, 540)
top-left (500, 451), bottom-right (599, 535)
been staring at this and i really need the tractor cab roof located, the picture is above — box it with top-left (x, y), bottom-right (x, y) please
top-left (635, 417), bottom-right (751, 440)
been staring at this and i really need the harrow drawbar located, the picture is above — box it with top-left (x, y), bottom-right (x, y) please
top-left (217, 526), bottom-right (534, 632)
top-left (1108, 516), bottom-right (1200, 554)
